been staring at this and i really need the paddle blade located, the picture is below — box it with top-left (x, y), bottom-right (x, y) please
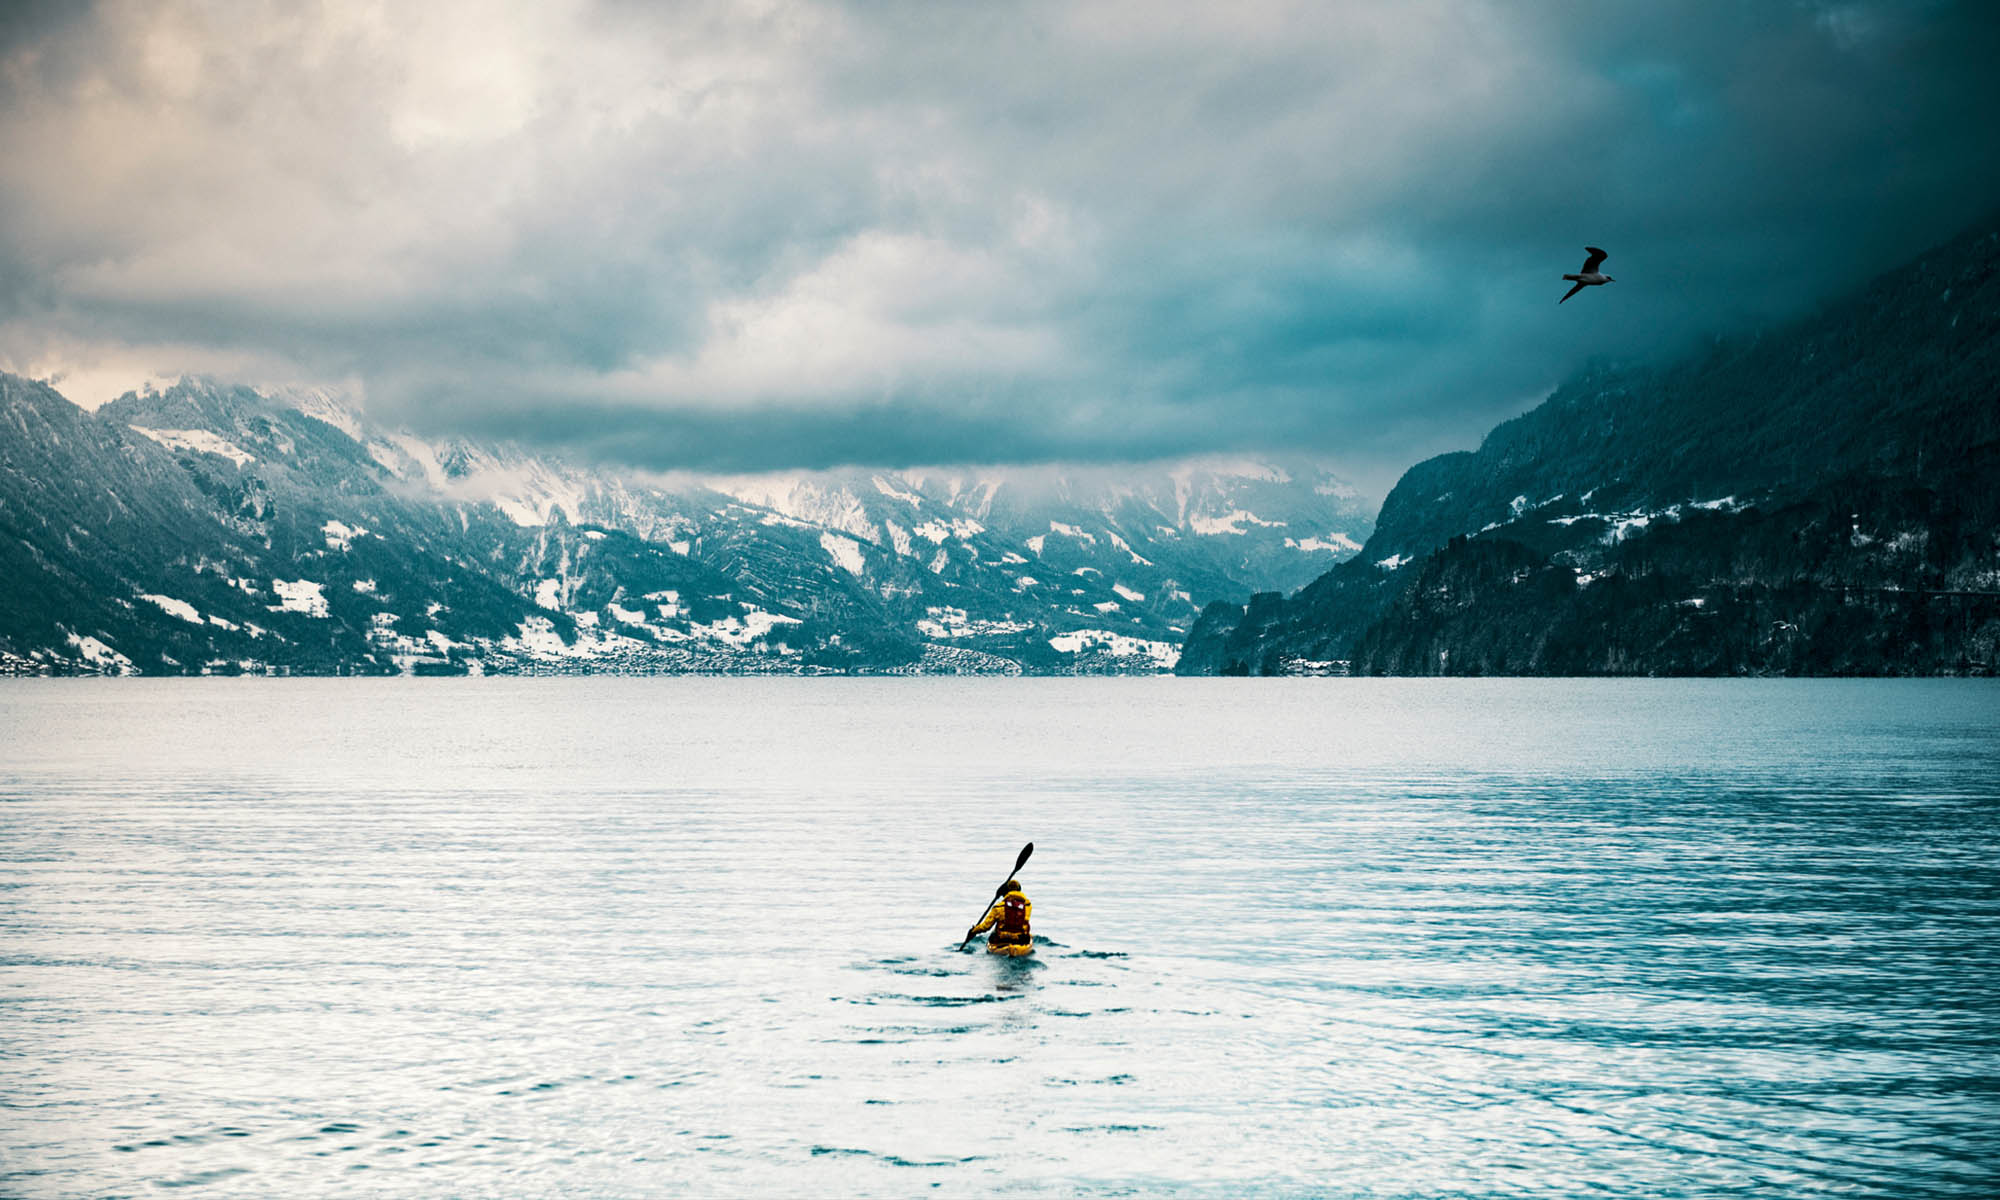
top-left (994, 842), bottom-right (1035, 895)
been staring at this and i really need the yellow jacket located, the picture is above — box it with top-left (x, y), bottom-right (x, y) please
top-left (971, 891), bottom-right (1032, 944)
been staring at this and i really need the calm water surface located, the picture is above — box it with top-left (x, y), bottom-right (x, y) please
top-left (2, 679), bottom-right (1997, 1197)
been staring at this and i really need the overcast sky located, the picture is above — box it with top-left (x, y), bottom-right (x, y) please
top-left (3, 1), bottom-right (1996, 496)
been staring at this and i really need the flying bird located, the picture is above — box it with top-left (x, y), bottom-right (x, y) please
top-left (1559, 247), bottom-right (1614, 304)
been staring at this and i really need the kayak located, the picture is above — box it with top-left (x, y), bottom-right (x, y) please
top-left (987, 942), bottom-right (1034, 957)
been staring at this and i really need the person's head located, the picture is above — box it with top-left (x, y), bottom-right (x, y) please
top-left (999, 879), bottom-right (1023, 895)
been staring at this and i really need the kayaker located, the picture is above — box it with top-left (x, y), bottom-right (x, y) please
top-left (966, 879), bottom-right (1033, 956)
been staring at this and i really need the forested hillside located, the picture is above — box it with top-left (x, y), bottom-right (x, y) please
top-left (1179, 212), bottom-right (2000, 676)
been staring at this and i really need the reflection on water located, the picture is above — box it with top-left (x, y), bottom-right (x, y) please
top-left (2, 679), bottom-right (1997, 1197)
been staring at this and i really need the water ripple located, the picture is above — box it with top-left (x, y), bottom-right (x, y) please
top-left (2, 678), bottom-right (1997, 1197)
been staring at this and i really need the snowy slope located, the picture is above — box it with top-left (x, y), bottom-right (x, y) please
top-left (3, 374), bottom-right (1372, 675)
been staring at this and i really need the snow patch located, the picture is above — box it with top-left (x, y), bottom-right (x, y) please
top-left (915, 518), bottom-right (985, 543)
top-left (916, 606), bottom-right (1033, 640)
top-left (692, 609), bottom-right (802, 647)
top-left (1377, 554), bottom-right (1410, 570)
top-left (1047, 629), bottom-right (1181, 670)
top-left (1106, 530), bottom-right (1152, 565)
top-left (534, 579), bottom-right (564, 610)
top-left (66, 633), bottom-right (134, 673)
top-left (1112, 583), bottom-right (1145, 602)
top-left (322, 519), bottom-right (367, 551)
top-left (130, 426), bottom-right (255, 467)
top-left (139, 594), bottom-right (203, 624)
top-left (512, 616), bottom-right (569, 656)
top-left (503, 472), bottom-right (588, 528)
top-left (821, 531), bottom-right (867, 575)
top-left (1604, 514), bottom-right (1652, 543)
top-left (1189, 509), bottom-right (1285, 536)
top-left (1286, 532), bottom-right (1362, 554)
top-left (872, 476), bottom-right (925, 507)
top-left (270, 579), bottom-right (328, 617)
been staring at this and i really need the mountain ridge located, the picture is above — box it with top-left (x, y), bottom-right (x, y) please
top-left (1178, 211), bottom-right (2000, 676)
top-left (2, 375), bottom-right (1373, 676)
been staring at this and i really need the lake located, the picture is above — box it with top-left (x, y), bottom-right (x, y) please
top-left (3, 679), bottom-right (1997, 1197)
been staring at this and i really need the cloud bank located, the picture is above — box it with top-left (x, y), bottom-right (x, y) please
top-left (3, 0), bottom-right (1997, 492)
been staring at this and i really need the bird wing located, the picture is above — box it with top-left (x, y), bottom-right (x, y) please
top-left (1559, 280), bottom-right (1587, 304)
top-left (1581, 246), bottom-right (1608, 273)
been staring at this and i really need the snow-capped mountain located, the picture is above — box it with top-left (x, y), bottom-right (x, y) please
top-left (1, 374), bottom-right (1371, 676)
top-left (706, 456), bottom-right (1368, 608)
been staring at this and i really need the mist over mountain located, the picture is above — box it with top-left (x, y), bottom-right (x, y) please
top-left (0, 377), bottom-right (1370, 676)
top-left (1179, 211), bottom-right (2000, 676)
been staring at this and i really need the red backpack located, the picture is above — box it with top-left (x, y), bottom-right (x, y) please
top-left (997, 892), bottom-right (1030, 936)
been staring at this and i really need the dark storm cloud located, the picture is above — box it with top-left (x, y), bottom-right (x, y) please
top-left (0, 0), bottom-right (91, 57)
top-left (1, 1), bottom-right (1996, 493)
top-left (447, 392), bottom-right (1225, 476)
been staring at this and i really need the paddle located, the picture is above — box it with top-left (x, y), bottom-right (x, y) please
top-left (958, 842), bottom-right (1034, 950)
